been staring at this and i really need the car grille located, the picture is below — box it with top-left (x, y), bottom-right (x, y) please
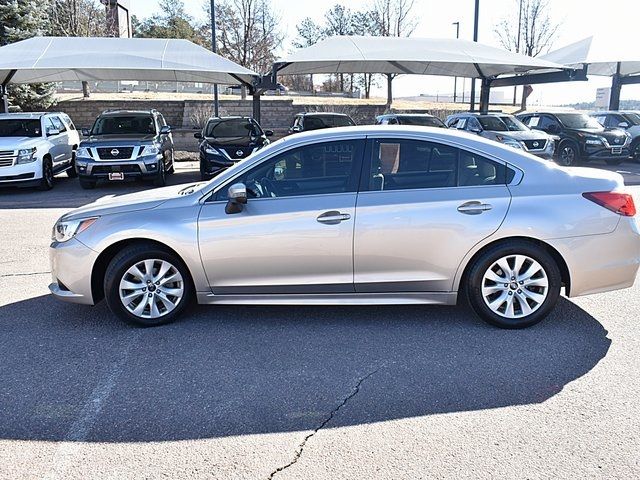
top-left (96, 147), bottom-right (135, 160)
top-left (610, 136), bottom-right (624, 145)
top-left (0, 150), bottom-right (15, 167)
top-left (92, 164), bottom-right (141, 174)
top-left (522, 139), bottom-right (547, 151)
top-left (220, 146), bottom-right (253, 159)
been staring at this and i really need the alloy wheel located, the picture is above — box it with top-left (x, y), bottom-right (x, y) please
top-left (481, 254), bottom-right (549, 319)
top-left (119, 259), bottom-right (184, 319)
top-left (559, 146), bottom-right (575, 166)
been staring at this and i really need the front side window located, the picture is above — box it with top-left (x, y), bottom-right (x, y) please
top-left (216, 139), bottom-right (364, 200)
top-left (478, 116), bottom-right (508, 131)
top-left (91, 115), bottom-right (156, 135)
top-left (366, 139), bottom-right (509, 192)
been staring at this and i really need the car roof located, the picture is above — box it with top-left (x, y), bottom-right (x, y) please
top-left (206, 116), bottom-right (254, 121)
top-left (297, 112), bottom-right (352, 117)
top-left (0, 112), bottom-right (65, 120)
top-left (449, 112), bottom-right (514, 118)
top-left (99, 110), bottom-right (156, 117)
top-left (381, 113), bottom-right (437, 117)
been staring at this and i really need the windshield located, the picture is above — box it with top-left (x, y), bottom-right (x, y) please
top-left (91, 115), bottom-right (156, 135)
top-left (477, 116), bottom-right (509, 131)
top-left (397, 116), bottom-right (445, 127)
top-left (623, 113), bottom-right (640, 125)
top-left (498, 115), bottom-right (528, 131)
top-left (205, 118), bottom-right (260, 138)
top-left (555, 113), bottom-right (602, 129)
top-left (0, 119), bottom-right (41, 137)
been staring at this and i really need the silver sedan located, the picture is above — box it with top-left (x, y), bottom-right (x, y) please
top-left (49, 126), bottom-right (640, 328)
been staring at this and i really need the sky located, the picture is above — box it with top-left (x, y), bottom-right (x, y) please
top-left (131, 0), bottom-right (640, 105)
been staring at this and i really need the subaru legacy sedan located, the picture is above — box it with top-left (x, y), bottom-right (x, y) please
top-left (49, 127), bottom-right (640, 329)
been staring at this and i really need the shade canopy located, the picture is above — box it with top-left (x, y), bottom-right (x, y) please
top-left (0, 36), bottom-right (258, 86)
top-left (542, 36), bottom-right (640, 77)
top-left (277, 35), bottom-right (564, 79)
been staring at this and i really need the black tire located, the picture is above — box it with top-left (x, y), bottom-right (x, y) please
top-left (465, 240), bottom-right (562, 329)
top-left (103, 243), bottom-right (193, 327)
top-left (67, 151), bottom-right (78, 178)
top-left (37, 157), bottom-right (54, 191)
top-left (152, 159), bottom-right (166, 187)
top-left (605, 158), bottom-right (624, 166)
top-left (79, 178), bottom-right (96, 189)
top-left (166, 150), bottom-right (175, 174)
top-left (630, 138), bottom-right (640, 163)
top-left (556, 141), bottom-right (579, 166)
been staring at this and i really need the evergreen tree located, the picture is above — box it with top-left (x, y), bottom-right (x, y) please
top-left (0, 0), bottom-right (56, 111)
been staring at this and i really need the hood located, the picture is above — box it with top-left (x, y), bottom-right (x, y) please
top-left (492, 130), bottom-right (550, 141)
top-left (0, 136), bottom-right (41, 149)
top-left (598, 128), bottom-right (628, 145)
top-left (81, 134), bottom-right (157, 146)
top-left (62, 183), bottom-right (199, 221)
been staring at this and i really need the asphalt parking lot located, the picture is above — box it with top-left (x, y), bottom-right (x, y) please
top-left (1, 159), bottom-right (639, 479)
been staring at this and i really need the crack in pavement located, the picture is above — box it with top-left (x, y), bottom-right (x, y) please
top-left (267, 367), bottom-right (381, 480)
top-left (0, 271), bottom-right (51, 278)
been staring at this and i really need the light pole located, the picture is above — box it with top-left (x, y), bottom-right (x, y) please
top-left (210, 0), bottom-right (219, 117)
top-left (469, 0), bottom-right (479, 111)
top-left (452, 21), bottom-right (460, 103)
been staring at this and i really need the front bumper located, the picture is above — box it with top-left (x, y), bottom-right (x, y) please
top-left (523, 141), bottom-right (555, 160)
top-left (548, 216), bottom-right (640, 297)
top-left (200, 152), bottom-right (244, 177)
top-left (582, 145), bottom-right (631, 161)
top-left (49, 237), bottom-right (99, 305)
top-left (76, 154), bottom-right (162, 179)
top-left (0, 160), bottom-right (41, 185)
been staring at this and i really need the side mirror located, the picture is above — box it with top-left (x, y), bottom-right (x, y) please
top-left (225, 183), bottom-right (248, 214)
top-left (290, 125), bottom-right (302, 133)
top-left (618, 122), bottom-right (629, 129)
top-left (160, 125), bottom-right (171, 134)
top-left (47, 128), bottom-right (60, 137)
top-left (194, 131), bottom-right (203, 139)
top-left (469, 126), bottom-right (482, 134)
top-left (264, 129), bottom-right (274, 137)
top-left (81, 128), bottom-right (90, 136)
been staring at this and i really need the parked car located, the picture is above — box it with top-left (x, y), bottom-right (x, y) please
top-left (376, 113), bottom-right (446, 128)
top-left (195, 116), bottom-right (273, 180)
top-left (590, 110), bottom-right (640, 162)
top-left (516, 111), bottom-right (631, 166)
top-left (49, 126), bottom-right (639, 329)
top-left (445, 112), bottom-right (555, 160)
top-left (289, 112), bottom-right (356, 134)
top-left (75, 109), bottom-right (174, 189)
top-left (0, 112), bottom-right (79, 190)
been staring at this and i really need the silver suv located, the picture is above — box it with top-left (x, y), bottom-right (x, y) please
top-left (49, 127), bottom-right (639, 329)
top-left (446, 113), bottom-right (555, 159)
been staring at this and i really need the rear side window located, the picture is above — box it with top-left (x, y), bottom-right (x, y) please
top-left (50, 116), bottom-right (67, 133)
top-left (365, 139), bottom-right (510, 191)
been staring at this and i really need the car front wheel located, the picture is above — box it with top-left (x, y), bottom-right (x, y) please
top-left (104, 243), bottom-right (192, 327)
top-left (466, 241), bottom-right (561, 329)
top-left (38, 157), bottom-right (54, 190)
top-left (556, 141), bottom-right (579, 166)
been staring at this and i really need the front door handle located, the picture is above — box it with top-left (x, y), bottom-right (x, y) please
top-left (317, 210), bottom-right (351, 225)
top-left (457, 201), bottom-right (493, 215)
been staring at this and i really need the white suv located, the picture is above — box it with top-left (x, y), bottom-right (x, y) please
top-left (0, 112), bottom-right (80, 190)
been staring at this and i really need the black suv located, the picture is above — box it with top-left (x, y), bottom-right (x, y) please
top-left (517, 111), bottom-right (631, 166)
top-left (376, 113), bottom-right (446, 128)
top-left (195, 116), bottom-right (273, 180)
top-left (289, 112), bottom-right (355, 134)
top-left (76, 109), bottom-right (174, 189)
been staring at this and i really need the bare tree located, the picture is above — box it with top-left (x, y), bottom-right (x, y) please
top-left (292, 17), bottom-right (325, 94)
top-left (370, 0), bottom-right (416, 107)
top-left (495, 0), bottom-right (561, 108)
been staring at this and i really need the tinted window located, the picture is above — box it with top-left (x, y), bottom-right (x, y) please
top-left (478, 116), bottom-right (508, 131)
top-left (217, 140), bottom-right (363, 200)
top-left (0, 119), bottom-right (41, 137)
top-left (92, 115), bottom-right (156, 135)
top-left (605, 114), bottom-right (625, 128)
top-left (367, 139), bottom-right (509, 191)
top-left (50, 116), bottom-right (67, 133)
top-left (206, 118), bottom-right (259, 137)
top-left (555, 113), bottom-right (602, 129)
top-left (467, 117), bottom-right (482, 131)
top-left (60, 114), bottom-right (76, 130)
top-left (397, 116), bottom-right (445, 128)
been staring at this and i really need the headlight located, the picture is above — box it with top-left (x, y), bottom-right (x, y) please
top-left (52, 217), bottom-right (98, 243)
top-left (140, 145), bottom-right (160, 156)
top-left (205, 146), bottom-right (220, 155)
top-left (584, 136), bottom-right (603, 145)
top-left (75, 147), bottom-right (91, 158)
top-left (16, 147), bottom-right (37, 164)
top-left (501, 139), bottom-right (523, 149)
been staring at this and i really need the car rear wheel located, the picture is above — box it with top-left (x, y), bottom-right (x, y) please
top-left (37, 157), bottom-right (54, 191)
top-left (104, 243), bottom-right (192, 327)
top-left (556, 141), bottom-right (579, 166)
top-left (466, 241), bottom-right (561, 329)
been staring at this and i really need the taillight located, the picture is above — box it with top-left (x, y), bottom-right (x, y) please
top-left (582, 191), bottom-right (636, 217)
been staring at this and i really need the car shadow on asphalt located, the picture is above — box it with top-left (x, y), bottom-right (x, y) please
top-left (0, 165), bottom-right (202, 210)
top-left (0, 294), bottom-right (610, 442)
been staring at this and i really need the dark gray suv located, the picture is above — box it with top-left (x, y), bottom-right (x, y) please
top-left (75, 109), bottom-right (174, 189)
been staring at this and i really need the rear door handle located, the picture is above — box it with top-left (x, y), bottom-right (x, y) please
top-left (457, 201), bottom-right (493, 215)
top-left (317, 210), bottom-right (351, 225)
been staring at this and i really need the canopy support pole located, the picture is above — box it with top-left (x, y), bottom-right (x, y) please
top-left (609, 62), bottom-right (622, 111)
top-left (1, 69), bottom-right (17, 114)
top-left (251, 89), bottom-right (261, 123)
top-left (479, 78), bottom-right (491, 114)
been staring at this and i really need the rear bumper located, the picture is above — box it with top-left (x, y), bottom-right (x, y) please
top-left (548, 217), bottom-right (640, 297)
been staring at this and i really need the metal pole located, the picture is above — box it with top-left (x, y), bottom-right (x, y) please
top-left (210, 0), bottom-right (219, 117)
top-left (452, 22), bottom-right (460, 103)
top-left (609, 62), bottom-right (622, 111)
top-left (0, 85), bottom-right (8, 114)
top-left (513, 0), bottom-right (523, 105)
top-left (469, 0), bottom-right (479, 111)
